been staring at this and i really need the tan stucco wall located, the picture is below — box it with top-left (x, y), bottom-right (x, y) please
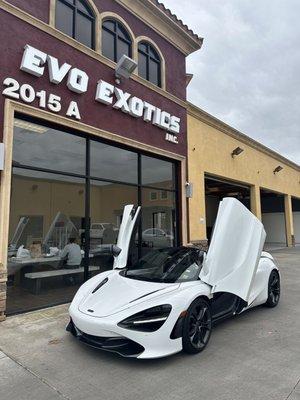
top-left (187, 108), bottom-right (300, 244)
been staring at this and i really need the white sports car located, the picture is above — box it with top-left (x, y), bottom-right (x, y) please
top-left (67, 198), bottom-right (280, 359)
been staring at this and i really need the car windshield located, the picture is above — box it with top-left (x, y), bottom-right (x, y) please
top-left (124, 247), bottom-right (203, 283)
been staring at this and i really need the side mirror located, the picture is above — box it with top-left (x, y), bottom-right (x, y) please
top-left (112, 245), bottom-right (122, 257)
top-left (198, 251), bottom-right (206, 264)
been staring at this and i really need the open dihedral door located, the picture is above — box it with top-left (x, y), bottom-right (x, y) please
top-left (113, 204), bottom-right (141, 269)
top-left (200, 198), bottom-right (266, 303)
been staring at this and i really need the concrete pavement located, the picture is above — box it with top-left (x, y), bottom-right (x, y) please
top-left (0, 247), bottom-right (299, 400)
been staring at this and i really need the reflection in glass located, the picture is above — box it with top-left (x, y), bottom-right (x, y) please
top-left (138, 52), bottom-right (147, 80)
top-left (138, 41), bottom-right (161, 87)
top-left (76, 12), bottom-right (93, 48)
top-left (55, 0), bottom-right (95, 49)
top-left (13, 119), bottom-right (86, 175)
top-left (43, 212), bottom-right (78, 251)
top-left (89, 181), bottom-right (138, 271)
top-left (56, 0), bottom-right (73, 37)
top-left (7, 118), bottom-right (179, 315)
top-left (141, 188), bottom-right (176, 256)
top-left (102, 19), bottom-right (132, 62)
top-left (102, 28), bottom-right (115, 60)
top-left (90, 141), bottom-right (138, 183)
top-left (149, 59), bottom-right (160, 87)
top-left (7, 169), bottom-right (86, 314)
top-left (142, 155), bottom-right (175, 189)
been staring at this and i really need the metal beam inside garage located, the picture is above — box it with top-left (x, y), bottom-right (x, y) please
top-left (292, 197), bottom-right (300, 245)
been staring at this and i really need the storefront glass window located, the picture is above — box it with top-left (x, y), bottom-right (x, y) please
top-left (7, 169), bottom-right (86, 314)
top-left (90, 140), bottom-right (138, 184)
top-left (89, 181), bottom-right (139, 271)
top-left (140, 188), bottom-right (176, 256)
top-left (141, 155), bottom-right (175, 189)
top-left (13, 119), bottom-right (86, 175)
top-left (6, 117), bottom-right (178, 314)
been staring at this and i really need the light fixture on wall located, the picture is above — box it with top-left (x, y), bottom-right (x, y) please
top-left (231, 147), bottom-right (244, 158)
top-left (185, 182), bottom-right (193, 198)
top-left (31, 184), bottom-right (38, 192)
top-left (78, 189), bottom-right (84, 195)
top-left (115, 55), bottom-right (137, 84)
top-left (273, 165), bottom-right (283, 174)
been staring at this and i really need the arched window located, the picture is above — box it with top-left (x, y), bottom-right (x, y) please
top-left (102, 19), bottom-right (132, 62)
top-left (138, 42), bottom-right (161, 87)
top-left (55, 0), bottom-right (95, 49)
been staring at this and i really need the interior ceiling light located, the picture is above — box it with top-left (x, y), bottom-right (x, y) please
top-left (226, 192), bottom-right (241, 196)
top-left (206, 187), bottom-right (221, 193)
top-left (273, 165), bottom-right (283, 174)
top-left (14, 119), bottom-right (48, 134)
top-left (231, 147), bottom-right (244, 158)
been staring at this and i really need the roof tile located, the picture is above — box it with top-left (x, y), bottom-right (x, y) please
top-left (150, 0), bottom-right (203, 45)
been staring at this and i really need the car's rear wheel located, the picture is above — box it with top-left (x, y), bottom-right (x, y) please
top-left (265, 270), bottom-right (280, 308)
top-left (182, 298), bottom-right (212, 354)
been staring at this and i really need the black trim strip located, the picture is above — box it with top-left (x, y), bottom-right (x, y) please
top-left (129, 289), bottom-right (162, 303)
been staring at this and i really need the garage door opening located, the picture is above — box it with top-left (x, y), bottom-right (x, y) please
top-left (205, 176), bottom-right (250, 243)
top-left (292, 197), bottom-right (300, 245)
top-left (261, 189), bottom-right (286, 248)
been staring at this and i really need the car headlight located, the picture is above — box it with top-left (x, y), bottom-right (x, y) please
top-left (118, 304), bottom-right (172, 332)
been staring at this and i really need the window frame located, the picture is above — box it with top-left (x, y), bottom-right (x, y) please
top-left (55, 0), bottom-right (96, 50)
top-left (138, 41), bottom-right (162, 87)
top-left (102, 18), bottom-right (132, 62)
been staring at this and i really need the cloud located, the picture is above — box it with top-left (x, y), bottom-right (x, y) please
top-left (161, 0), bottom-right (300, 164)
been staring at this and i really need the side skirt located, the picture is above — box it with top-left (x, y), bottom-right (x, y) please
top-left (212, 297), bottom-right (247, 325)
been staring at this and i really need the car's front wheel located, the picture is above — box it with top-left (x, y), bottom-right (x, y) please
top-left (182, 298), bottom-right (212, 354)
top-left (265, 270), bottom-right (280, 308)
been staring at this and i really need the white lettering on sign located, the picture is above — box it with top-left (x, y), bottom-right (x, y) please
top-left (47, 55), bottom-right (72, 84)
top-left (67, 68), bottom-right (89, 94)
top-left (20, 44), bottom-right (47, 77)
top-left (2, 77), bottom-right (80, 120)
top-left (113, 87), bottom-right (131, 113)
top-left (165, 133), bottom-right (178, 144)
top-left (95, 80), bottom-right (181, 136)
top-left (20, 44), bottom-right (89, 94)
top-left (95, 80), bottom-right (114, 105)
top-left (66, 101), bottom-right (81, 119)
top-left (143, 102), bottom-right (156, 122)
top-left (4, 44), bottom-right (182, 142)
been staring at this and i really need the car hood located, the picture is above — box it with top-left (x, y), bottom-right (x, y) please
top-left (78, 271), bottom-right (180, 317)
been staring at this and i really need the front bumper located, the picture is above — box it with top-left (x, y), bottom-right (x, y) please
top-left (67, 319), bottom-right (144, 357)
top-left (68, 303), bottom-right (183, 359)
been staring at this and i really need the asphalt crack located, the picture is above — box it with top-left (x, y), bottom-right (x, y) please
top-left (285, 376), bottom-right (300, 400)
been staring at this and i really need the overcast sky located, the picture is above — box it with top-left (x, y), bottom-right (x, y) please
top-left (161, 0), bottom-right (300, 164)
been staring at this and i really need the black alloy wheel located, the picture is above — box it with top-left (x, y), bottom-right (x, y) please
top-left (265, 270), bottom-right (280, 308)
top-left (182, 298), bottom-right (212, 354)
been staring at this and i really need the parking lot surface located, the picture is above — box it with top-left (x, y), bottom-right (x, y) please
top-left (0, 247), bottom-right (299, 400)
